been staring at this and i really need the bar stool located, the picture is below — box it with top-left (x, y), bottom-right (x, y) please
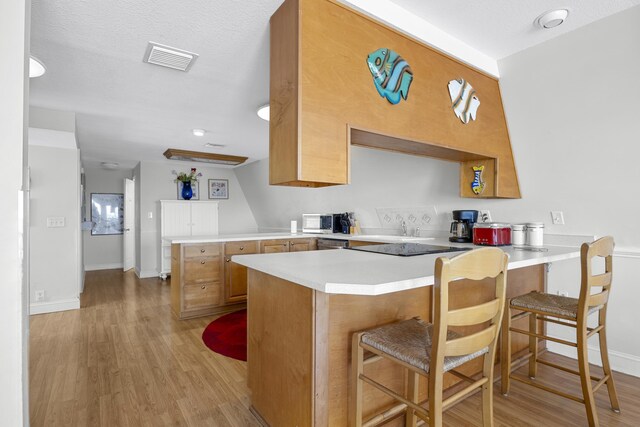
top-left (350, 248), bottom-right (509, 427)
top-left (501, 236), bottom-right (620, 427)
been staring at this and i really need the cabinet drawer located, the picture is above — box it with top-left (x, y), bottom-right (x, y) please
top-left (183, 282), bottom-right (220, 311)
top-left (260, 239), bottom-right (290, 253)
top-left (184, 243), bottom-right (222, 258)
top-left (184, 257), bottom-right (222, 282)
top-left (225, 240), bottom-right (258, 255)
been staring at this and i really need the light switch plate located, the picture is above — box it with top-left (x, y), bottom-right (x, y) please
top-left (551, 211), bottom-right (565, 225)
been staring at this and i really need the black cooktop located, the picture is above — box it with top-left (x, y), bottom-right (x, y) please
top-left (348, 243), bottom-right (470, 257)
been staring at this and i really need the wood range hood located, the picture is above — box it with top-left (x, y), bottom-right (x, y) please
top-left (269, 0), bottom-right (521, 198)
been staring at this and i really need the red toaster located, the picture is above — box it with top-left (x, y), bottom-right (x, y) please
top-left (473, 223), bottom-right (512, 246)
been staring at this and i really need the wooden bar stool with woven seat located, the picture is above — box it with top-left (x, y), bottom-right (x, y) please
top-left (501, 236), bottom-right (620, 427)
top-left (350, 247), bottom-right (509, 427)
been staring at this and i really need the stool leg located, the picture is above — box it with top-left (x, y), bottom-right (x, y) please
top-left (500, 304), bottom-right (511, 395)
top-left (528, 312), bottom-right (537, 379)
top-left (350, 333), bottom-right (364, 427)
top-left (406, 370), bottom-right (419, 427)
top-left (577, 326), bottom-right (598, 427)
top-left (597, 315), bottom-right (621, 412)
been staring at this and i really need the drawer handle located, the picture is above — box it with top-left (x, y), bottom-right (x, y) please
top-left (226, 258), bottom-right (230, 262)
top-left (201, 285), bottom-right (206, 290)
top-left (200, 249), bottom-right (205, 253)
top-left (240, 246), bottom-right (244, 250)
top-left (200, 260), bottom-right (206, 265)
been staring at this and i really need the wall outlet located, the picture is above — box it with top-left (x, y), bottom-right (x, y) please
top-left (148, 211), bottom-right (153, 219)
top-left (46, 216), bottom-right (65, 227)
top-left (478, 210), bottom-right (492, 223)
top-left (35, 290), bottom-right (45, 302)
top-left (557, 290), bottom-right (569, 297)
top-left (551, 211), bottom-right (565, 225)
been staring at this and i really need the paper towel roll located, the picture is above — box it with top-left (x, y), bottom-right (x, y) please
top-left (290, 220), bottom-right (297, 233)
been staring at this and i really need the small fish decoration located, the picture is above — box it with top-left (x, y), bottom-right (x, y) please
top-left (471, 165), bottom-right (486, 195)
top-left (366, 48), bottom-right (413, 105)
top-left (448, 78), bottom-right (480, 124)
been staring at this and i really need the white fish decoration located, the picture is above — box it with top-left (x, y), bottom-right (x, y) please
top-left (448, 78), bottom-right (480, 124)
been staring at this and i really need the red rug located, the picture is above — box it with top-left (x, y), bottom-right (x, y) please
top-left (202, 309), bottom-right (247, 361)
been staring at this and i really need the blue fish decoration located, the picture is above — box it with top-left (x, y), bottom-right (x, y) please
top-left (471, 165), bottom-right (486, 195)
top-left (366, 48), bottom-right (413, 105)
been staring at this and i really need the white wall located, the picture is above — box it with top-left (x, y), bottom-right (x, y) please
top-left (0, 0), bottom-right (29, 423)
top-left (234, 6), bottom-right (640, 376)
top-left (497, 6), bottom-right (640, 376)
top-left (137, 161), bottom-right (258, 278)
top-left (83, 166), bottom-right (133, 270)
top-left (29, 143), bottom-right (81, 314)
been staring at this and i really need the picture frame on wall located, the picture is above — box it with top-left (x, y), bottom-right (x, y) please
top-left (208, 179), bottom-right (229, 199)
top-left (90, 193), bottom-right (124, 235)
top-left (177, 181), bottom-right (199, 200)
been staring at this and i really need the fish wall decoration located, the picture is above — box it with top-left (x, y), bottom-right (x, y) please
top-left (366, 48), bottom-right (413, 105)
top-left (448, 78), bottom-right (480, 124)
top-left (471, 165), bottom-right (486, 195)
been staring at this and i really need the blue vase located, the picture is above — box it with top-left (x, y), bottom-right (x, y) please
top-left (181, 181), bottom-right (193, 200)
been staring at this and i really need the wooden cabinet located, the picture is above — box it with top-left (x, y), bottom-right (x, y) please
top-left (160, 201), bottom-right (219, 279)
top-left (289, 238), bottom-right (317, 252)
top-left (224, 241), bottom-right (259, 304)
top-left (269, 0), bottom-right (520, 198)
top-left (260, 238), bottom-right (317, 253)
top-left (171, 242), bottom-right (227, 319)
top-left (260, 239), bottom-right (290, 253)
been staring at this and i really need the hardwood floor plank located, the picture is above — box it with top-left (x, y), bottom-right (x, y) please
top-left (30, 269), bottom-right (640, 426)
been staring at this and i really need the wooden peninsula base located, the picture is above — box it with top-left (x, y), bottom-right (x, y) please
top-left (247, 264), bottom-right (546, 426)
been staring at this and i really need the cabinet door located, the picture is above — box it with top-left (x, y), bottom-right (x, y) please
top-left (225, 258), bottom-right (248, 303)
top-left (260, 239), bottom-right (290, 253)
top-left (289, 238), bottom-right (317, 252)
top-left (191, 202), bottom-right (219, 236)
top-left (161, 201), bottom-right (192, 237)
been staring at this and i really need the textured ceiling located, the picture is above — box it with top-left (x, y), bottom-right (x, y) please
top-left (390, 0), bottom-right (640, 59)
top-left (29, 0), bottom-right (640, 169)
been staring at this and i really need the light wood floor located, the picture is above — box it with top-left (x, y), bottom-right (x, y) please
top-left (30, 269), bottom-right (640, 426)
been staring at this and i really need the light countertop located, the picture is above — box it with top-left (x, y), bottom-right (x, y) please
top-left (163, 232), bottom-right (436, 244)
top-left (232, 238), bottom-right (580, 296)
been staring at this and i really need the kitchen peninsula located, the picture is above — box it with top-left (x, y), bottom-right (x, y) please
top-left (233, 241), bottom-right (580, 426)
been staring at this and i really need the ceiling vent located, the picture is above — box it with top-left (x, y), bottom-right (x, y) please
top-left (143, 42), bottom-right (198, 72)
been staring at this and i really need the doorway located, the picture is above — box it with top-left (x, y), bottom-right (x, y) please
top-left (123, 178), bottom-right (135, 271)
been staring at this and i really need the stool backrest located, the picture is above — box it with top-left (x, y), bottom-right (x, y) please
top-left (579, 236), bottom-right (614, 318)
top-left (432, 248), bottom-right (509, 367)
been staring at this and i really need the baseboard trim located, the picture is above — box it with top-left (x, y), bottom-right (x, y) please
top-left (84, 262), bottom-right (123, 271)
top-left (547, 342), bottom-right (640, 378)
top-left (30, 297), bottom-right (80, 315)
top-left (137, 270), bottom-right (159, 279)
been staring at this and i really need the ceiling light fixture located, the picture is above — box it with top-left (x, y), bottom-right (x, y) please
top-left (163, 148), bottom-right (248, 166)
top-left (192, 129), bottom-right (206, 137)
top-left (100, 162), bottom-right (119, 170)
top-left (29, 56), bottom-right (46, 78)
top-left (535, 9), bottom-right (569, 29)
top-left (257, 104), bottom-right (270, 121)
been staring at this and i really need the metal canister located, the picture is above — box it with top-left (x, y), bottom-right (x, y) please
top-left (526, 222), bottom-right (544, 246)
top-left (511, 224), bottom-right (527, 246)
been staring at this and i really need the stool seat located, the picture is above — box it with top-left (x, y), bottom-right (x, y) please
top-left (510, 291), bottom-right (601, 319)
top-left (361, 317), bottom-right (488, 374)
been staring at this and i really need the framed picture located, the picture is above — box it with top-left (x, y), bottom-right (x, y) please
top-left (208, 179), bottom-right (229, 199)
top-left (177, 181), bottom-right (199, 200)
top-left (90, 193), bottom-right (124, 235)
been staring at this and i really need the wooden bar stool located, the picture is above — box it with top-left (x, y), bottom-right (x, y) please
top-left (350, 248), bottom-right (509, 427)
top-left (501, 236), bottom-right (620, 427)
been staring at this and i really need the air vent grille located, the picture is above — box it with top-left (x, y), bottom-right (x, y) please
top-left (143, 42), bottom-right (198, 72)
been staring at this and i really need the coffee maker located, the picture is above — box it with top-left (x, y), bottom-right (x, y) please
top-left (449, 210), bottom-right (479, 243)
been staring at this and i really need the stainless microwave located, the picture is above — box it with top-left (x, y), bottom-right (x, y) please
top-left (302, 214), bottom-right (333, 233)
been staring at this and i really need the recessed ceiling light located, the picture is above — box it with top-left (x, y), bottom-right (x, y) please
top-left (29, 56), bottom-right (46, 78)
top-left (100, 162), bottom-right (119, 170)
top-left (257, 104), bottom-right (270, 121)
top-left (192, 129), bottom-right (206, 137)
top-left (535, 9), bottom-right (569, 29)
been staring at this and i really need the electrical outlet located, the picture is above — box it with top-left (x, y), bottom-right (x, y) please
top-left (478, 210), bottom-right (492, 223)
top-left (35, 290), bottom-right (45, 302)
top-left (551, 211), bottom-right (565, 225)
top-left (557, 290), bottom-right (569, 297)
top-left (46, 216), bottom-right (65, 227)
top-left (148, 211), bottom-right (153, 219)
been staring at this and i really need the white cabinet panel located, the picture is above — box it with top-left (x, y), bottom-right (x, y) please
top-left (159, 201), bottom-right (219, 278)
top-left (191, 203), bottom-right (219, 236)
